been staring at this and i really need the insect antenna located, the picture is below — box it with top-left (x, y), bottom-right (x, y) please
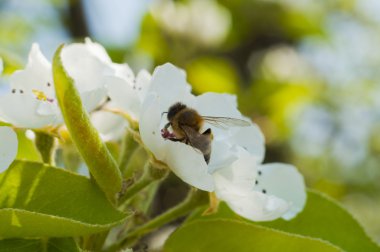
top-left (161, 111), bottom-right (168, 118)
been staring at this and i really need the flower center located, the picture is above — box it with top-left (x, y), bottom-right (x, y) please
top-left (32, 89), bottom-right (54, 103)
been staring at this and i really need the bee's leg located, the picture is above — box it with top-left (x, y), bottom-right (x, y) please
top-left (164, 122), bottom-right (171, 130)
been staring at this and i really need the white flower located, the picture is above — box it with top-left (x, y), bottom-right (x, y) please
top-left (91, 103), bottom-right (128, 142)
top-left (0, 44), bottom-right (60, 128)
top-left (139, 63), bottom-right (265, 191)
top-left (0, 39), bottom-right (116, 129)
top-left (106, 64), bottom-right (152, 121)
top-left (0, 126), bottom-right (18, 173)
top-left (213, 148), bottom-right (306, 221)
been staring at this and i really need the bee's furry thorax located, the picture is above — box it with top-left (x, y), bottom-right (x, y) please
top-left (167, 102), bottom-right (187, 121)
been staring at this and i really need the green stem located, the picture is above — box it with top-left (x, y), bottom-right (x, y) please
top-left (35, 131), bottom-right (56, 165)
top-left (118, 132), bottom-right (138, 175)
top-left (41, 237), bottom-right (49, 252)
top-left (82, 231), bottom-right (109, 251)
top-left (118, 163), bottom-right (168, 205)
top-left (107, 189), bottom-right (208, 252)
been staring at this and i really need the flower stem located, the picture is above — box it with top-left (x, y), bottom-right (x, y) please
top-left (118, 163), bottom-right (168, 205)
top-left (107, 189), bottom-right (208, 252)
top-left (118, 132), bottom-right (138, 175)
top-left (35, 131), bottom-right (56, 165)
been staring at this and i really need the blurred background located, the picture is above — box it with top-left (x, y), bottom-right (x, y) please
top-left (1, 0), bottom-right (380, 243)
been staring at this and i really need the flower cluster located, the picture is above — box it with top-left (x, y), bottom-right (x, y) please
top-left (0, 39), bottom-right (306, 222)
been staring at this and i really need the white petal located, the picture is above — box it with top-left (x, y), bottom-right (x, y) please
top-left (10, 44), bottom-right (54, 97)
top-left (208, 139), bottom-right (235, 172)
top-left (224, 189), bottom-right (289, 221)
top-left (110, 63), bottom-right (135, 81)
top-left (0, 94), bottom-right (58, 128)
top-left (166, 141), bottom-right (214, 191)
top-left (139, 95), bottom-right (168, 160)
top-left (81, 87), bottom-right (108, 112)
top-left (213, 151), bottom-right (295, 221)
top-left (194, 92), bottom-right (241, 118)
top-left (255, 163), bottom-right (306, 220)
top-left (146, 63), bottom-right (193, 112)
top-left (61, 42), bottom-right (112, 92)
top-left (214, 169), bottom-right (289, 221)
top-left (91, 110), bottom-right (127, 141)
top-left (135, 69), bottom-right (152, 101)
top-left (229, 122), bottom-right (265, 163)
top-left (84, 37), bottom-right (112, 64)
top-left (213, 150), bottom-right (259, 193)
top-left (0, 126), bottom-right (18, 173)
top-left (106, 76), bottom-right (140, 120)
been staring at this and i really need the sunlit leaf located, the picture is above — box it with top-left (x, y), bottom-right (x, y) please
top-left (165, 219), bottom-right (341, 252)
top-left (0, 237), bottom-right (80, 252)
top-left (15, 130), bottom-right (41, 162)
top-left (0, 161), bottom-right (128, 238)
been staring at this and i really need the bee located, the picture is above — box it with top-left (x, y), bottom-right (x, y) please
top-left (161, 102), bottom-right (250, 163)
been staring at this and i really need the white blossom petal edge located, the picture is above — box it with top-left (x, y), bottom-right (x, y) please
top-left (106, 66), bottom-right (152, 121)
top-left (213, 150), bottom-right (306, 221)
top-left (0, 126), bottom-right (18, 173)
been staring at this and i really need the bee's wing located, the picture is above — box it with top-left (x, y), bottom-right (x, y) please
top-left (180, 125), bottom-right (213, 163)
top-left (202, 116), bottom-right (251, 129)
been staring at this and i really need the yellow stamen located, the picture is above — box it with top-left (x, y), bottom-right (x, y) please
top-left (202, 192), bottom-right (220, 215)
top-left (32, 89), bottom-right (48, 101)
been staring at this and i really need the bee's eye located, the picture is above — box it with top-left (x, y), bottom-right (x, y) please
top-left (20, 89), bottom-right (24, 94)
top-left (47, 82), bottom-right (51, 87)
top-left (11, 89), bottom-right (16, 94)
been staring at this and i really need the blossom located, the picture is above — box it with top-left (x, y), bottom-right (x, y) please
top-left (212, 148), bottom-right (306, 221)
top-left (91, 103), bottom-right (128, 141)
top-left (0, 126), bottom-right (18, 173)
top-left (105, 64), bottom-right (152, 121)
top-left (0, 39), bottom-right (116, 129)
top-left (139, 63), bottom-right (265, 191)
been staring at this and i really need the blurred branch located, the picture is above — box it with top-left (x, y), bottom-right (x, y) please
top-left (61, 0), bottom-right (89, 39)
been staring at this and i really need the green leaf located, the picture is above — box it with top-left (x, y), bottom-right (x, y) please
top-left (52, 45), bottom-right (122, 202)
top-left (164, 219), bottom-right (341, 252)
top-left (0, 238), bottom-right (80, 252)
top-left (186, 191), bottom-right (380, 252)
top-left (0, 161), bottom-right (128, 238)
top-left (261, 191), bottom-right (380, 252)
top-left (0, 239), bottom-right (41, 252)
top-left (15, 130), bottom-right (42, 162)
top-left (46, 238), bottom-right (81, 252)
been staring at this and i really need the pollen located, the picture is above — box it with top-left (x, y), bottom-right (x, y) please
top-left (32, 89), bottom-right (48, 101)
